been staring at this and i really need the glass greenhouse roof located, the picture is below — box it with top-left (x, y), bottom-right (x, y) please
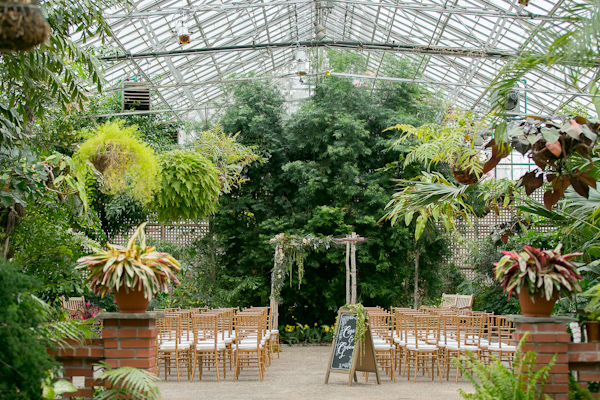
top-left (83, 0), bottom-right (594, 120)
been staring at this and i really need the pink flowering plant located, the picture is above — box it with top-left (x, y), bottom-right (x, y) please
top-left (71, 301), bottom-right (100, 320)
top-left (76, 222), bottom-right (181, 300)
top-left (494, 244), bottom-right (582, 301)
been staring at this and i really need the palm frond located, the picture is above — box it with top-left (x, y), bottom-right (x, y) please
top-left (381, 172), bottom-right (476, 239)
top-left (40, 318), bottom-right (97, 350)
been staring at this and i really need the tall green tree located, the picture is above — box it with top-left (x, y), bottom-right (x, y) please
top-left (211, 53), bottom-right (449, 323)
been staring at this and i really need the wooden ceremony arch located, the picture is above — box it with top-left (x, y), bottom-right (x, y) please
top-left (268, 232), bottom-right (365, 328)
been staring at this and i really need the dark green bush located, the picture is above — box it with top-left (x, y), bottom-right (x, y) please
top-left (0, 260), bottom-right (57, 400)
top-left (465, 237), bottom-right (521, 314)
top-left (569, 374), bottom-right (594, 399)
top-left (11, 199), bottom-right (90, 305)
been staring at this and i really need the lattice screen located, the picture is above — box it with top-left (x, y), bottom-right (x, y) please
top-left (448, 209), bottom-right (517, 279)
top-left (449, 191), bottom-right (554, 279)
top-left (110, 220), bottom-right (209, 246)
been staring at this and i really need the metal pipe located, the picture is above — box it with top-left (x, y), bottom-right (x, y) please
top-left (522, 79), bottom-right (528, 113)
top-left (99, 40), bottom-right (514, 61)
top-left (104, 0), bottom-right (564, 21)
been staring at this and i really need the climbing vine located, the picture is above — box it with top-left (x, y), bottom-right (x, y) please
top-left (269, 233), bottom-right (337, 302)
top-left (345, 303), bottom-right (368, 363)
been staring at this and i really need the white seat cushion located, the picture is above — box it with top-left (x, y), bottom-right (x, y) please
top-left (394, 338), bottom-right (420, 345)
top-left (235, 344), bottom-right (263, 350)
top-left (374, 344), bottom-right (392, 350)
top-left (487, 344), bottom-right (516, 352)
top-left (195, 342), bottom-right (226, 351)
top-left (406, 343), bottom-right (438, 351)
top-left (160, 343), bottom-right (190, 351)
top-left (446, 343), bottom-right (479, 351)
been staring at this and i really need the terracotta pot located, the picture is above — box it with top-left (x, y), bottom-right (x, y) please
top-left (585, 321), bottom-right (600, 343)
top-left (518, 292), bottom-right (558, 317)
top-left (113, 286), bottom-right (150, 313)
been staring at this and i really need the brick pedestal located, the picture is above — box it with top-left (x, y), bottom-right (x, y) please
top-left (48, 311), bottom-right (164, 399)
top-left (507, 315), bottom-right (576, 400)
top-left (569, 342), bottom-right (600, 397)
top-left (98, 311), bottom-right (163, 374)
top-left (49, 338), bottom-right (104, 399)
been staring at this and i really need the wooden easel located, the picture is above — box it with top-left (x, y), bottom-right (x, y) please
top-left (324, 307), bottom-right (380, 386)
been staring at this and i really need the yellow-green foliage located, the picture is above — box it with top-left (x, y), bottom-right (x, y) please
top-left (151, 150), bottom-right (221, 221)
top-left (192, 123), bottom-right (259, 194)
top-left (74, 121), bottom-right (159, 203)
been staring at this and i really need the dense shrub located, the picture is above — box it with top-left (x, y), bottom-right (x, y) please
top-left (0, 261), bottom-right (57, 400)
top-left (11, 199), bottom-right (93, 304)
top-left (465, 238), bottom-right (520, 314)
top-left (213, 53), bottom-right (448, 324)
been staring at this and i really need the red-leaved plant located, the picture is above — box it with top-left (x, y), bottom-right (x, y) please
top-left (494, 244), bottom-right (582, 301)
top-left (71, 301), bottom-right (100, 320)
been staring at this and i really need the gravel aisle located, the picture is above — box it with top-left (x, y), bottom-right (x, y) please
top-left (157, 346), bottom-right (472, 399)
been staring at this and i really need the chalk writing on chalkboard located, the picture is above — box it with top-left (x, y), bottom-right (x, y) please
top-left (330, 313), bottom-right (357, 370)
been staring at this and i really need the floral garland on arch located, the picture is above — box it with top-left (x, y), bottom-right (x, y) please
top-left (269, 233), bottom-right (338, 302)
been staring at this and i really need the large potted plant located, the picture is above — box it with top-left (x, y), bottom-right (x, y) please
top-left (76, 222), bottom-right (181, 313)
top-left (494, 244), bottom-right (582, 317)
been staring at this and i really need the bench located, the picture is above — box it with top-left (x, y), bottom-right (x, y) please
top-left (441, 293), bottom-right (474, 310)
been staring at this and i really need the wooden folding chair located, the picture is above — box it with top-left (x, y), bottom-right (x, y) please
top-left (191, 313), bottom-right (227, 382)
top-left (444, 314), bottom-right (483, 382)
top-left (369, 311), bottom-right (396, 381)
top-left (486, 316), bottom-right (516, 366)
top-left (156, 315), bottom-right (191, 382)
top-left (403, 313), bottom-right (443, 382)
top-left (233, 313), bottom-right (266, 381)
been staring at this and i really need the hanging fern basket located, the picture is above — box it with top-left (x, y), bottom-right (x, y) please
top-left (452, 163), bottom-right (481, 185)
top-left (89, 143), bottom-right (129, 174)
top-left (0, 0), bottom-right (50, 52)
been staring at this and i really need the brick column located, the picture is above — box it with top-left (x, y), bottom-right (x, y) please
top-left (507, 315), bottom-right (576, 400)
top-left (49, 338), bottom-right (104, 400)
top-left (98, 311), bottom-right (164, 374)
top-left (569, 342), bottom-right (600, 398)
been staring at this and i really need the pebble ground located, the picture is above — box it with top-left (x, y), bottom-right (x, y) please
top-left (157, 345), bottom-right (473, 399)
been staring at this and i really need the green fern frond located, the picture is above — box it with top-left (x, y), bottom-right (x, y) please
top-left (387, 111), bottom-right (492, 174)
top-left (453, 333), bottom-right (553, 400)
top-left (95, 361), bottom-right (161, 400)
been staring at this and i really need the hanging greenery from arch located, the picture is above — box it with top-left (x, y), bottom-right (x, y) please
top-left (269, 233), bottom-right (338, 302)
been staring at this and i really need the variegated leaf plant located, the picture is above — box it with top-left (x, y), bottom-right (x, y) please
top-left (76, 222), bottom-right (181, 300)
top-left (494, 244), bottom-right (582, 302)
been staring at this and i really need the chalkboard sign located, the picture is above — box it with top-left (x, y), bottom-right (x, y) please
top-left (325, 307), bottom-right (380, 385)
top-left (330, 313), bottom-right (356, 370)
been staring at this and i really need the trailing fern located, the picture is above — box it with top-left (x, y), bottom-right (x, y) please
top-left (151, 150), bottom-right (221, 221)
top-left (74, 121), bottom-right (160, 204)
top-left (386, 111), bottom-right (493, 179)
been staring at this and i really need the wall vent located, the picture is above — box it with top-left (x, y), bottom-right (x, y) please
top-left (122, 82), bottom-right (151, 111)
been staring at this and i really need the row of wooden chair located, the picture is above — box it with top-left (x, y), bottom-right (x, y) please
top-left (365, 306), bottom-right (515, 383)
top-left (154, 306), bottom-right (280, 382)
